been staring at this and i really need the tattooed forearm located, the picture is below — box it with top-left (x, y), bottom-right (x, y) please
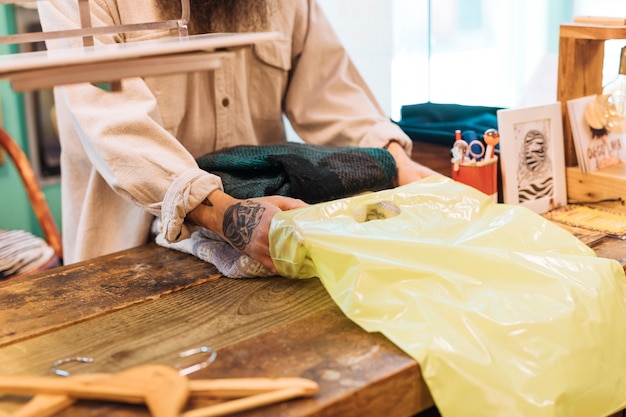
top-left (201, 197), bottom-right (213, 207)
top-left (223, 201), bottom-right (265, 250)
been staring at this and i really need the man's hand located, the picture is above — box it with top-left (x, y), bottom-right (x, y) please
top-left (221, 195), bottom-right (307, 272)
top-left (385, 141), bottom-right (441, 185)
top-left (188, 191), bottom-right (307, 273)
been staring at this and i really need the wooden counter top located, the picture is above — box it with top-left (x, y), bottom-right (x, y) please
top-left (0, 243), bottom-right (433, 416)
top-left (2, 234), bottom-right (625, 416)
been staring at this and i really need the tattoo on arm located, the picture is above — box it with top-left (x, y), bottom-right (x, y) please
top-left (223, 201), bottom-right (265, 251)
top-left (201, 197), bottom-right (213, 207)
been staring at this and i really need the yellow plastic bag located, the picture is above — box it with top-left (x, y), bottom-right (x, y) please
top-left (270, 176), bottom-right (626, 417)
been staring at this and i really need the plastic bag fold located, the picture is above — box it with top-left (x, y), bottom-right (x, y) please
top-left (270, 176), bottom-right (626, 417)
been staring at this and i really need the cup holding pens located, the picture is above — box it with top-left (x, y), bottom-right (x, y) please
top-left (450, 129), bottom-right (499, 202)
top-left (451, 157), bottom-right (498, 202)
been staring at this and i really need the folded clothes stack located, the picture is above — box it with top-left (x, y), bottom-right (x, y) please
top-left (156, 142), bottom-right (399, 279)
top-left (195, 142), bottom-right (397, 203)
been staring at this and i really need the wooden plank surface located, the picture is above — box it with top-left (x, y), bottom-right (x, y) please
top-left (565, 166), bottom-right (626, 211)
top-left (0, 243), bottom-right (221, 347)
top-left (2, 206), bottom-right (622, 416)
top-left (0, 254), bottom-right (433, 416)
top-left (411, 141), bottom-right (451, 177)
top-left (590, 235), bottom-right (626, 268)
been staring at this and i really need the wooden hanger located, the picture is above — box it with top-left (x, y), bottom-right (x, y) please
top-left (0, 364), bottom-right (319, 417)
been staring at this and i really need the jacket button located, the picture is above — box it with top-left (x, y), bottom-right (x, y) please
top-left (222, 97), bottom-right (230, 107)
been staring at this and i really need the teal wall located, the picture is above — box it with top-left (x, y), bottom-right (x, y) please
top-left (0, 5), bottom-right (62, 238)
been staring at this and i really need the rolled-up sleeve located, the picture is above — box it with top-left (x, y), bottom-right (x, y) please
top-left (39, 0), bottom-right (223, 243)
top-left (161, 168), bottom-right (223, 242)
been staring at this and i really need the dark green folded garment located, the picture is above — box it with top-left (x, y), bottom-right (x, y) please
top-left (196, 142), bottom-right (397, 204)
top-left (395, 102), bottom-right (503, 147)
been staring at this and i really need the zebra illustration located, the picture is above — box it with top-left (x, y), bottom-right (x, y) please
top-left (516, 126), bottom-right (553, 203)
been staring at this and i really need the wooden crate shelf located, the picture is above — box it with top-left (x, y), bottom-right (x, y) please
top-left (557, 23), bottom-right (626, 203)
top-left (566, 166), bottom-right (626, 213)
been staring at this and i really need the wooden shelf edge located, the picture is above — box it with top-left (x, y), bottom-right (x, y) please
top-left (9, 50), bottom-right (232, 92)
top-left (566, 166), bottom-right (626, 213)
top-left (560, 23), bottom-right (626, 40)
top-left (0, 32), bottom-right (281, 78)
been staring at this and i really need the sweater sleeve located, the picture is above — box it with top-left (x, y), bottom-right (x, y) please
top-left (37, 0), bottom-right (223, 242)
top-left (283, 0), bottom-right (412, 155)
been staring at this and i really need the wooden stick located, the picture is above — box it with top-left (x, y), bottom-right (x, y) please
top-left (0, 365), bottom-right (187, 406)
top-left (77, 0), bottom-right (94, 47)
top-left (10, 374), bottom-right (107, 417)
top-left (0, 375), bottom-right (145, 403)
top-left (182, 387), bottom-right (312, 417)
top-left (0, 0), bottom-right (189, 46)
top-left (188, 377), bottom-right (319, 398)
top-left (0, 22), bottom-right (179, 46)
top-left (9, 51), bottom-right (228, 92)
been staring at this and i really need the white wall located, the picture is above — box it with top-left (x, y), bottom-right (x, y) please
top-left (318, 0), bottom-right (394, 116)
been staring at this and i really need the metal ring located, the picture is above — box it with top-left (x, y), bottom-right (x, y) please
top-left (468, 140), bottom-right (485, 160)
top-left (176, 346), bottom-right (218, 376)
top-left (51, 356), bottom-right (95, 377)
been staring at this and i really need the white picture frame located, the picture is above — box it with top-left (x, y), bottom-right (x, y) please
top-left (497, 103), bottom-right (567, 213)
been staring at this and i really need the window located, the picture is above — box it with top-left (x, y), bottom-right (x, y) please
top-left (319, 0), bottom-right (626, 121)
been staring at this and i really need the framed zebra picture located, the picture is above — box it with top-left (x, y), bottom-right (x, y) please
top-left (497, 103), bottom-right (567, 213)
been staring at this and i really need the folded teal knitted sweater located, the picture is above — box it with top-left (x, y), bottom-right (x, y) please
top-left (195, 142), bottom-right (397, 204)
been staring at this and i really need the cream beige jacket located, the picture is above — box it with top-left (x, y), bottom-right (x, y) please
top-left (38, 0), bottom-right (413, 264)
